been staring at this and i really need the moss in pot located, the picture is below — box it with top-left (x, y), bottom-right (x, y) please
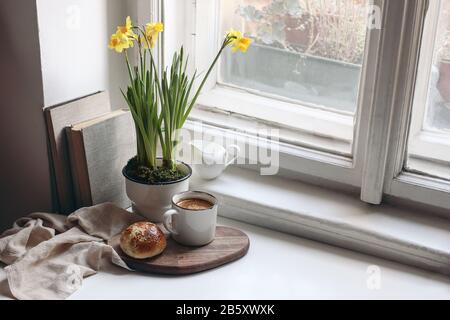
top-left (108, 17), bottom-right (251, 221)
top-left (124, 157), bottom-right (186, 184)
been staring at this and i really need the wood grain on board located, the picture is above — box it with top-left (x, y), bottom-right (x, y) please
top-left (108, 226), bottom-right (250, 275)
top-left (44, 92), bottom-right (111, 213)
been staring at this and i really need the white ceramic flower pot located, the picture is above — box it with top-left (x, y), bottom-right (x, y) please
top-left (123, 159), bottom-right (192, 223)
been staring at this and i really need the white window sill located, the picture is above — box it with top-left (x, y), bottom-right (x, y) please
top-left (2, 216), bottom-right (446, 300)
top-left (73, 217), bottom-right (450, 299)
top-left (2, 216), bottom-right (447, 300)
top-left (408, 130), bottom-right (450, 181)
top-left (191, 166), bottom-right (450, 276)
top-left (1, 168), bottom-right (449, 300)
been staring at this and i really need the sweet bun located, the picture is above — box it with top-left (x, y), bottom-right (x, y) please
top-left (120, 222), bottom-right (167, 259)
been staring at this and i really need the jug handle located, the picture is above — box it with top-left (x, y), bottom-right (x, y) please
top-left (225, 145), bottom-right (240, 166)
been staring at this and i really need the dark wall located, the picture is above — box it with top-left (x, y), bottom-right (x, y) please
top-left (0, 0), bottom-right (53, 231)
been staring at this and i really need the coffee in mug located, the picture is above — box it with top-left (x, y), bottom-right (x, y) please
top-left (176, 198), bottom-right (213, 210)
top-left (163, 191), bottom-right (218, 246)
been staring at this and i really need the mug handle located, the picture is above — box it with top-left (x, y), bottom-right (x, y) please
top-left (225, 144), bottom-right (241, 166)
top-left (163, 209), bottom-right (179, 235)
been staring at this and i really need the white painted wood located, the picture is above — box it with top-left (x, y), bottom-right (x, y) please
top-left (191, 166), bottom-right (450, 276)
top-left (408, 0), bottom-right (441, 138)
top-left (163, 0), bottom-right (450, 213)
top-left (189, 106), bottom-right (352, 157)
top-left (360, 0), bottom-right (409, 204)
top-left (67, 217), bottom-right (450, 299)
top-left (194, 86), bottom-right (353, 154)
top-left (381, 0), bottom-right (450, 211)
top-left (409, 130), bottom-right (450, 164)
top-left (398, 1), bottom-right (450, 171)
top-left (407, 158), bottom-right (450, 182)
top-left (389, 173), bottom-right (450, 217)
top-left (347, 0), bottom-right (384, 171)
top-left (1, 217), bottom-right (445, 300)
top-left (382, 0), bottom-right (429, 184)
top-left (184, 120), bottom-right (360, 188)
top-left (175, 0), bottom-right (390, 190)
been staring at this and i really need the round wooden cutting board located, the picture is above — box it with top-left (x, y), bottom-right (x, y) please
top-left (108, 226), bottom-right (250, 275)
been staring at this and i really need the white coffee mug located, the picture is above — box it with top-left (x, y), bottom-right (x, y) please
top-left (163, 191), bottom-right (218, 246)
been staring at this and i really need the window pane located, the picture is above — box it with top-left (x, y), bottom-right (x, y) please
top-left (423, 2), bottom-right (450, 132)
top-left (407, 1), bottom-right (450, 180)
top-left (219, 0), bottom-right (369, 114)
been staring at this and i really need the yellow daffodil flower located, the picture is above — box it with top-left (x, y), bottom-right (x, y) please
top-left (108, 31), bottom-right (132, 53)
top-left (108, 16), bottom-right (137, 53)
top-left (117, 16), bottom-right (137, 40)
top-left (141, 22), bottom-right (164, 49)
top-left (227, 29), bottom-right (252, 53)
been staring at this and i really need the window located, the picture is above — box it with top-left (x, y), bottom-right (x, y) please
top-left (161, 0), bottom-right (450, 213)
top-left (407, 0), bottom-right (450, 181)
top-left (219, 0), bottom-right (368, 115)
top-left (187, 0), bottom-right (374, 157)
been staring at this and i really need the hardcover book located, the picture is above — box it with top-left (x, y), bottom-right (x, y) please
top-left (66, 109), bottom-right (136, 209)
top-left (44, 91), bottom-right (111, 213)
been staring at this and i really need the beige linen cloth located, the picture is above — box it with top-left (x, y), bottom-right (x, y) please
top-left (0, 203), bottom-right (142, 300)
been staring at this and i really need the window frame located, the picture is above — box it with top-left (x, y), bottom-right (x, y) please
top-left (157, 0), bottom-right (450, 215)
top-left (162, 0), bottom-right (386, 189)
top-left (191, 0), bottom-right (369, 160)
top-left (406, 0), bottom-right (450, 177)
top-left (381, 0), bottom-right (450, 214)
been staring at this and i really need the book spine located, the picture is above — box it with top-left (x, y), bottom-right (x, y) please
top-left (65, 127), bottom-right (93, 209)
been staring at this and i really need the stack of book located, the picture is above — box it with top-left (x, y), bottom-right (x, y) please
top-left (45, 92), bottom-right (136, 212)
